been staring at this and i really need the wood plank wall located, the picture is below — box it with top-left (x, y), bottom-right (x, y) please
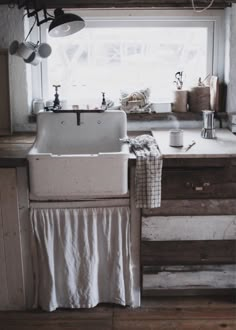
top-left (0, 0), bottom-right (235, 8)
top-left (0, 168), bottom-right (25, 310)
top-left (141, 159), bottom-right (236, 296)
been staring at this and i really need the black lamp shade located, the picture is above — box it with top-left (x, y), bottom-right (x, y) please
top-left (49, 9), bottom-right (85, 37)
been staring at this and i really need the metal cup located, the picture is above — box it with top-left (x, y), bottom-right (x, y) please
top-left (17, 41), bottom-right (36, 60)
top-left (201, 110), bottom-right (216, 139)
top-left (202, 110), bottom-right (215, 129)
top-left (24, 51), bottom-right (42, 66)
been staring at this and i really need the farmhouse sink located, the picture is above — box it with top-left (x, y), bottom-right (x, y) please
top-left (28, 110), bottom-right (129, 200)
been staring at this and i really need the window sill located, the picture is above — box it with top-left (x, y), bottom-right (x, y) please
top-left (28, 111), bottom-right (228, 126)
top-left (127, 112), bottom-right (227, 121)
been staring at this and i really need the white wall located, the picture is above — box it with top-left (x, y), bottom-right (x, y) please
top-left (0, 5), bottom-right (34, 131)
top-left (0, 5), bottom-right (236, 130)
top-left (226, 4), bottom-right (236, 113)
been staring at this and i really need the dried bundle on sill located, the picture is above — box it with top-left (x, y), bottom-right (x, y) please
top-left (120, 88), bottom-right (152, 113)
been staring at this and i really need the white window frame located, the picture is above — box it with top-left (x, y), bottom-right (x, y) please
top-left (30, 9), bottom-right (225, 106)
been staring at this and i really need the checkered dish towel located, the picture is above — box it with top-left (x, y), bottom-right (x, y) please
top-left (122, 135), bottom-right (163, 208)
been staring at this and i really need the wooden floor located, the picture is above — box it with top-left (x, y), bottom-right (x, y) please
top-left (0, 296), bottom-right (236, 330)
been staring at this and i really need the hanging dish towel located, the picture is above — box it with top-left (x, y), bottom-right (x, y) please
top-left (122, 135), bottom-right (163, 208)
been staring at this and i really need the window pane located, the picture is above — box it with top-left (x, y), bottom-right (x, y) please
top-left (46, 26), bottom-right (208, 108)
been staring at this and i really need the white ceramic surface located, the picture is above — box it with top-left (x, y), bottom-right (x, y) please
top-left (28, 110), bottom-right (129, 199)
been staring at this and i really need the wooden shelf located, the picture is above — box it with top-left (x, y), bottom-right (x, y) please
top-left (127, 112), bottom-right (228, 121)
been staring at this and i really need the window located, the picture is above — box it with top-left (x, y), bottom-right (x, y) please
top-left (38, 10), bottom-right (224, 110)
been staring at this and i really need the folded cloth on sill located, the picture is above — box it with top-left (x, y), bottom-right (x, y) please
top-left (121, 135), bottom-right (163, 208)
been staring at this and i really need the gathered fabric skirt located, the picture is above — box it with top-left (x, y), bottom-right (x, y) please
top-left (30, 206), bottom-right (134, 311)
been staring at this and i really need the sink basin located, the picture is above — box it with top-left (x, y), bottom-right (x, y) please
top-left (28, 110), bottom-right (129, 200)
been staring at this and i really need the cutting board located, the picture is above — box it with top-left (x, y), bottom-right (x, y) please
top-left (210, 75), bottom-right (220, 112)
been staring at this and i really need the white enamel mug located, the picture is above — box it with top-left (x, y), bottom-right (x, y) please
top-left (32, 99), bottom-right (44, 114)
top-left (169, 129), bottom-right (183, 147)
top-left (24, 51), bottom-right (42, 66)
top-left (38, 43), bottom-right (52, 58)
top-left (17, 41), bottom-right (36, 60)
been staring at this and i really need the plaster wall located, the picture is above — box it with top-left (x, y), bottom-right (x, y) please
top-left (0, 5), bottom-right (34, 131)
top-left (0, 5), bottom-right (236, 130)
top-left (226, 3), bottom-right (236, 113)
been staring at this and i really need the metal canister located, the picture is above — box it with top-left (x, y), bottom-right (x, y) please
top-left (202, 110), bottom-right (215, 129)
top-left (201, 110), bottom-right (216, 139)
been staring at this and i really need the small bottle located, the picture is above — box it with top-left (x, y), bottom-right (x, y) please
top-left (101, 92), bottom-right (107, 110)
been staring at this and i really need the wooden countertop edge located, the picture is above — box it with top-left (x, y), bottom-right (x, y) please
top-left (1, 130), bottom-right (236, 167)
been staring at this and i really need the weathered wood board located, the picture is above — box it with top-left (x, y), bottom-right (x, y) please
top-left (0, 168), bottom-right (25, 310)
top-left (16, 167), bottom-right (34, 308)
top-left (143, 264), bottom-right (236, 291)
top-left (0, 0), bottom-right (230, 9)
top-left (143, 199), bottom-right (236, 216)
top-left (142, 215), bottom-right (236, 241)
top-left (142, 240), bottom-right (236, 265)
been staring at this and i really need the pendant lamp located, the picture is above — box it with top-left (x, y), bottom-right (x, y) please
top-left (49, 8), bottom-right (85, 37)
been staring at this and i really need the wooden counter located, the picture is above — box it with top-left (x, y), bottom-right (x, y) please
top-left (152, 128), bottom-right (236, 158)
top-left (0, 134), bottom-right (35, 167)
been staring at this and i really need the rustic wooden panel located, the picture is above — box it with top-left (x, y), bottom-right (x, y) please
top-left (0, 169), bottom-right (25, 310)
top-left (141, 240), bottom-right (236, 265)
top-left (114, 304), bottom-right (236, 319)
top-left (5, 0), bottom-right (233, 9)
top-left (0, 309), bottom-right (113, 330)
top-left (129, 165), bottom-right (141, 307)
top-left (114, 318), bottom-right (236, 329)
top-left (0, 143), bottom-right (32, 158)
top-left (0, 134), bottom-right (35, 144)
top-left (143, 264), bottom-right (236, 291)
top-left (163, 157), bottom-right (231, 168)
top-left (143, 199), bottom-right (236, 216)
top-left (161, 167), bottom-right (236, 200)
top-left (142, 215), bottom-right (236, 241)
top-left (0, 296), bottom-right (236, 329)
top-left (0, 49), bottom-right (11, 136)
top-left (1, 297), bottom-right (236, 329)
top-left (128, 111), bottom-right (228, 121)
top-left (30, 199), bottom-right (130, 208)
top-left (141, 295), bottom-right (236, 308)
top-left (0, 193), bottom-right (8, 309)
top-left (114, 296), bottom-right (236, 330)
top-left (16, 167), bottom-right (34, 309)
top-left (0, 0), bottom-right (234, 9)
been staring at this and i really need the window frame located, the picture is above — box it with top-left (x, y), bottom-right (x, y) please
top-left (31, 9), bottom-right (225, 106)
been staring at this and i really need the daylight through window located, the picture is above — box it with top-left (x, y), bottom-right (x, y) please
top-left (40, 14), bottom-right (218, 109)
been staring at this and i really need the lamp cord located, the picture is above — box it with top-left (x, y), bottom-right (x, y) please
top-left (191, 0), bottom-right (215, 12)
top-left (46, 10), bottom-right (55, 18)
top-left (25, 17), bottom-right (37, 41)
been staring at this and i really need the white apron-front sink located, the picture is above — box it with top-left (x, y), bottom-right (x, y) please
top-left (28, 110), bottom-right (129, 200)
